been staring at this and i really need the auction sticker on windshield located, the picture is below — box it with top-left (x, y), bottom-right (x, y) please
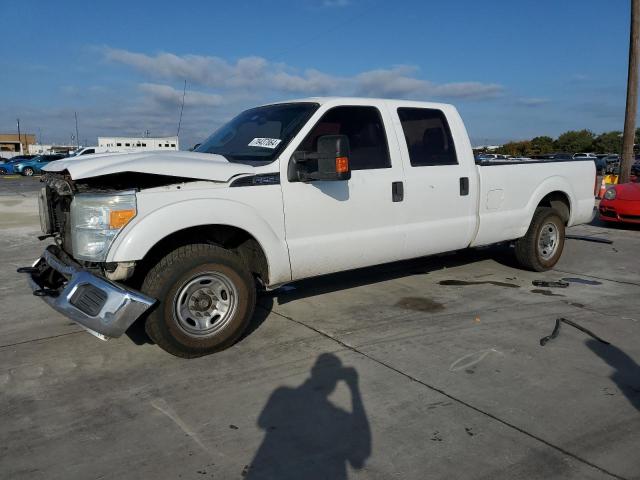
top-left (248, 138), bottom-right (282, 149)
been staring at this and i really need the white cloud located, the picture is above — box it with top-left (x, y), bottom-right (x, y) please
top-left (322, 0), bottom-right (351, 7)
top-left (104, 48), bottom-right (504, 100)
top-left (139, 83), bottom-right (224, 107)
top-left (516, 97), bottom-right (550, 107)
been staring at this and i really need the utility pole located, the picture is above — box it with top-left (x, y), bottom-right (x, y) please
top-left (74, 112), bottom-right (80, 148)
top-left (621, 0), bottom-right (640, 183)
top-left (16, 118), bottom-right (22, 154)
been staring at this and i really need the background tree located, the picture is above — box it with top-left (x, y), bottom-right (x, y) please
top-left (592, 131), bottom-right (622, 153)
top-left (553, 129), bottom-right (595, 153)
top-left (530, 136), bottom-right (554, 154)
top-left (499, 140), bottom-right (532, 156)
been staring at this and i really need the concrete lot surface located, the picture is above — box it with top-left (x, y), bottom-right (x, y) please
top-left (1, 176), bottom-right (639, 479)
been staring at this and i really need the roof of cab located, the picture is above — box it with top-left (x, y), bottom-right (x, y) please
top-left (261, 96), bottom-right (454, 110)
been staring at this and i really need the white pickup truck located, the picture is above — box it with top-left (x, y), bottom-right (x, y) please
top-left (22, 97), bottom-right (595, 357)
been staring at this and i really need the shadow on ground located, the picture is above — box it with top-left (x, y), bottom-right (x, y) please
top-left (264, 246), bottom-right (517, 307)
top-left (586, 339), bottom-right (640, 411)
top-left (243, 353), bottom-right (371, 479)
top-left (126, 246), bottom-right (521, 347)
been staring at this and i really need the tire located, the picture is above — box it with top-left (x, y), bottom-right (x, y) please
top-left (23, 167), bottom-right (34, 176)
top-left (514, 207), bottom-right (565, 272)
top-left (0, 168), bottom-right (6, 175)
top-left (141, 243), bottom-right (256, 358)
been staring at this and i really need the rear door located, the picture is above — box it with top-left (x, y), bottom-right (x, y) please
top-left (281, 102), bottom-right (406, 280)
top-left (391, 105), bottom-right (478, 257)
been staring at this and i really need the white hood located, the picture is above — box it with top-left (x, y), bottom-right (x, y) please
top-left (44, 151), bottom-right (255, 182)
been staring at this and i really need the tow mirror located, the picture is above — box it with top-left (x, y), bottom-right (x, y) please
top-left (289, 134), bottom-right (351, 182)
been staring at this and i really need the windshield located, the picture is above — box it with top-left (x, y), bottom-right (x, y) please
top-left (195, 102), bottom-right (319, 164)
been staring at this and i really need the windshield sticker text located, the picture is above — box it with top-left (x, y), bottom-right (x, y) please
top-left (248, 138), bottom-right (282, 149)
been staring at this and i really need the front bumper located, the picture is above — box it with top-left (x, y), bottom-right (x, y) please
top-left (24, 245), bottom-right (156, 339)
top-left (599, 198), bottom-right (640, 224)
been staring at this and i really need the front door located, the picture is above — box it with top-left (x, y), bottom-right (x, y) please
top-left (281, 102), bottom-right (406, 281)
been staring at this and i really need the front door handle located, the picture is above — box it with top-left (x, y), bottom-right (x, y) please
top-left (392, 181), bottom-right (404, 202)
top-left (460, 177), bottom-right (469, 196)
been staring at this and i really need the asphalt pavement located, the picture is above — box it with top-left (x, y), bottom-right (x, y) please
top-left (1, 177), bottom-right (639, 479)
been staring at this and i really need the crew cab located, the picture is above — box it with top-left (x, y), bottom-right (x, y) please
top-left (21, 98), bottom-right (596, 357)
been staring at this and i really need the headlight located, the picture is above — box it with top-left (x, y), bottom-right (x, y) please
top-left (71, 192), bottom-right (137, 261)
top-left (603, 188), bottom-right (617, 200)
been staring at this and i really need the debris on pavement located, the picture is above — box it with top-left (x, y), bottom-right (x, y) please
top-left (532, 280), bottom-right (569, 288)
top-left (561, 277), bottom-right (602, 286)
top-left (539, 317), bottom-right (611, 346)
top-left (565, 234), bottom-right (613, 244)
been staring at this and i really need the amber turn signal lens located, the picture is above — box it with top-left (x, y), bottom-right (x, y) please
top-left (336, 156), bottom-right (349, 174)
top-left (109, 209), bottom-right (136, 229)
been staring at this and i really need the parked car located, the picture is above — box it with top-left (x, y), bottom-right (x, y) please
top-left (13, 154), bottom-right (67, 176)
top-left (599, 182), bottom-right (640, 224)
top-left (596, 158), bottom-right (607, 174)
top-left (573, 153), bottom-right (597, 160)
top-left (69, 146), bottom-right (132, 157)
top-left (0, 155), bottom-right (37, 175)
top-left (531, 153), bottom-right (573, 160)
top-left (599, 154), bottom-right (620, 173)
top-left (24, 97), bottom-right (596, 357)
top-left (631, 161), bottom-right (640, 177)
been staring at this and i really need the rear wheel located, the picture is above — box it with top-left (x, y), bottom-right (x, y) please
top-left (22, 167), bottom-right (34, 176)
top-left (141, 243), bottom-right (256, 358)
top-left (514, 207), bottom-right (565, 271)
top-left (0, 168), bottom-right (6, 175)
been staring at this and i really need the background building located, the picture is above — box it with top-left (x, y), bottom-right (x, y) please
top-left (0, 133), bottom-right (36, 158)
top-left (98, 136), bottom-right (179, 151)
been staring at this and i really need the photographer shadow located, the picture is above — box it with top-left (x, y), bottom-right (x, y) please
top-left (245, 353), bottom-right (371, 479)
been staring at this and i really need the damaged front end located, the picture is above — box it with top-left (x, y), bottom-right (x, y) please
top-left (19, 172), bottom-right (173, 339)
top-left (21, 245), bottom-right (155, 339)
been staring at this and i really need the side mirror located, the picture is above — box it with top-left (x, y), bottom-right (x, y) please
top-left (289, 134), bottom-right (351, 182)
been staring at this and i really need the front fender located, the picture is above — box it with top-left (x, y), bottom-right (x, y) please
top-left (106, 198), bottom-right (292, 286)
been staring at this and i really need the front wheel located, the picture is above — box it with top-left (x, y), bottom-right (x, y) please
top-left (141, 243), bottom-right (256, 358)
top-left (22, 167), bottom-right (34, 176)
top-left (514, 207), bottom-right (565, 271)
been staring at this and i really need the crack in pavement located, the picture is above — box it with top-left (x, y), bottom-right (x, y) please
top-left (0, 331), bottom-right (84, 350)
top-left (265, 306), bottom-right (629, 480)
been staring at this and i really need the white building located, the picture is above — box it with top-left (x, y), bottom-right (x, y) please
top-left (98, 136), bottom-right (179, 151)
top-left (28, 144), bottom-right (77, 155)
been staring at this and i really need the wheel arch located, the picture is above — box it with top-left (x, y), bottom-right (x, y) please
top-left (537, 190), bottom-right (571, 224)
top-left (136, 224), bottom-right (271, 286)
top-left (107, 198), bottom-right (291, 287)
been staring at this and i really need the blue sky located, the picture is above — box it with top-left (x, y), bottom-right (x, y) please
top-left (0, 0), bottom-right (633, 148)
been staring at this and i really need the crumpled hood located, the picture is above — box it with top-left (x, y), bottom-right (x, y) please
top-left (43, 150), bottom-right (255, 182)
top-left (613, 182), bottom-right (640, 200)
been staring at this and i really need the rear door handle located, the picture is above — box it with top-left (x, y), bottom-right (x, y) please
top-left (392, 181), bottom-right (404, 202)
top-left (460, 177), bottom-right (469, 196)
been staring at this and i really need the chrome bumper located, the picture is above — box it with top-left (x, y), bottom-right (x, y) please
top-left (25, 246), bottom-right (156, 339)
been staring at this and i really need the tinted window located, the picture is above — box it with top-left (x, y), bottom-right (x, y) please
top-left (297, 106), bottom-right (390, 170)
top-left (82, 149), bottom-right (94, 155)
top-left (397, 108), bottom-right (457, 166)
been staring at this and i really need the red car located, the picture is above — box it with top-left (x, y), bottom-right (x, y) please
top-left (599, 182), bottom-right (640, 224)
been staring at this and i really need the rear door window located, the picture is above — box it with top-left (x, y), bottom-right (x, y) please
top-left (397, 108), bottom-right (458, 166)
